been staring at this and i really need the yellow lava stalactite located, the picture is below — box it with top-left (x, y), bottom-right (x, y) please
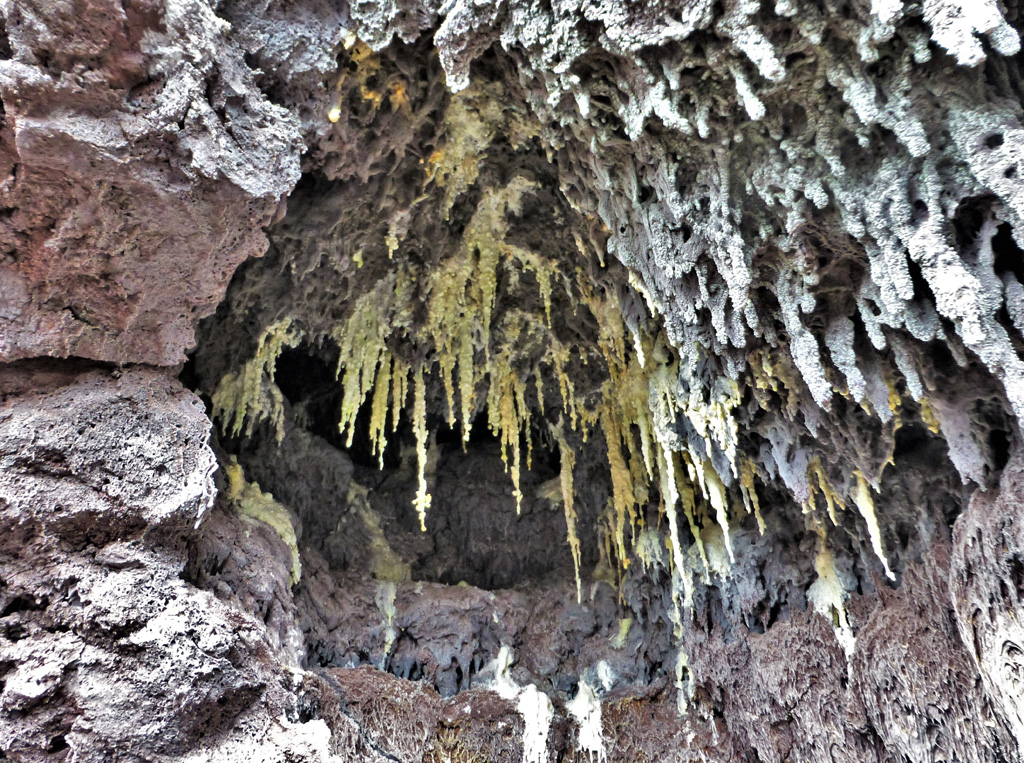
top-left (657, 444), bottom-right (694, 624)
top-left (853, 471), bottom-right (895, 581)
top-left (556, 430), bottom-right (582, 603)
top-left (216, 82), bottom-right (759, 619)
top-left (412, 366), bottom-right (431, 531)
top-left (212, 319), bottom-right (298, 444)
top-left (487, 353), bottom-right (525, 514)
top-left (369, 354), bottom-right (393, 468)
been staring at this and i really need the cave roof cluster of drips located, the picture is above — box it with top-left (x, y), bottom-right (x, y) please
top-left (188, 0), bottom-right (1024, 698)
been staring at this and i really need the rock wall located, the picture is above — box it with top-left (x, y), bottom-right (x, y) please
top-left (0, 0), bottom-right (302, 365)
top-left (3, 1), bottom-right (1024, 762)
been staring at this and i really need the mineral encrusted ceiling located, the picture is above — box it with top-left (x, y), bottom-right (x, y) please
top-left (2, 1), bottom-right (1024, 761)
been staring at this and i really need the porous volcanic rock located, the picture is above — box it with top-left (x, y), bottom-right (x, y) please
top-left (4, 1), bottom-right (1024, 761)
top-left (0, 0), bottom-right (302, 365)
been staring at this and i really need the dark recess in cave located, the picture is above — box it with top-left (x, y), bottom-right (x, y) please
top-left (193, 334), bottom-right (593, 593)
top-left (993, 222), bottom-right (1024, 282)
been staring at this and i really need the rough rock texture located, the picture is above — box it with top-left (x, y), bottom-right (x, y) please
top-left (0, 364), bottom-right (284, 759)
top-left (0, 364), bottom-right (418, 763)
top-left (0, 0), bottom-right (302, 365)
top-left (951, 452), bottom-right (1024, 750)
top-left (4, 1), bottom-right (1024, 762)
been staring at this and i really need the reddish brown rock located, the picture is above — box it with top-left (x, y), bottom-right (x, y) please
top-left (0, 0), bottom-right (302, 366)
top-left (952, 453), bottom-right (1024, 749)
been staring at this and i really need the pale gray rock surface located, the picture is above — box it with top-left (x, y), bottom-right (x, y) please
top-left (0, 365), bottom-right (371, 762)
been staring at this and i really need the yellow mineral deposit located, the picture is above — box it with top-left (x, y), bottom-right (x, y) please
top-left (853, 470), bottom-right (896, 581)
top-left (224, 457), bottom-right (302, 586)
top-left (807, 523), bottom-right (856, 657)
top-left (214, 79), bottom-right (767, 642)
top-left (554, 423), bottom-right (582, 601)
top-left (212, 318), bottom-right (298, 444)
